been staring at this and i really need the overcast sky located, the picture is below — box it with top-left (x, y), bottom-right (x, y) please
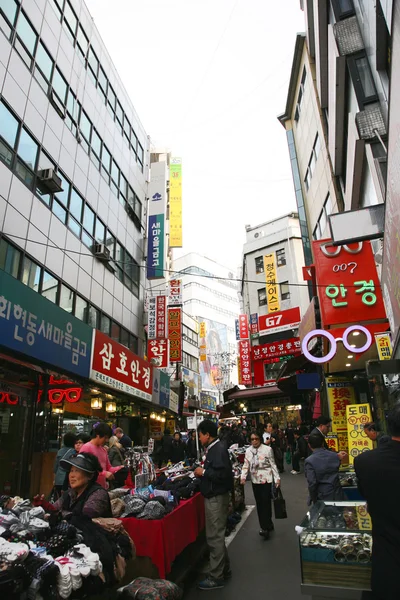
top-left (85, 0), bottom-right (305, 271)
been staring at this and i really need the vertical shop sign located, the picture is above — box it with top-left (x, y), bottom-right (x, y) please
top-left (147, 339), bottom-right (169, 368)
top-left (156, 296), bottom-right (167, 338)
top-left (238, 314), bottom-right (249, 339)
top-left (169, 389), bottom-right (179, 413)
top-left (159, 371), bottom-right (170, 408)
top-left (313, 240), bottom-right (386, 327)
top-left (346, 403), bottom-right (374, 465)
top-left (169, 158), bottom-right (183, 247)
top-left (148, 297), bottom-right (157, 340)
top-left (169, 279), bottom-right (182, 305)
top-left (250, 313), bottom-right (259, 337)
top-left (168, 307), bottom-right (182, 362)
top-left (238, 339), bottom-right (252, 385)
top-left (235, 319), bottom-right (240, 340)
top-left (264, 253), bottom-right (280, 313)
top-left (327, 377), bottom-right (356, 433)
top-left (199, 321), bottom-right (207, 362)
top-left (147, 215), bottom-right (165, 279)
top-left (375, 333), bottom-right (393, 360)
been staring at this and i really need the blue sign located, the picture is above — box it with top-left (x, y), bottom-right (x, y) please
top-left (200, 391), bottom-right (218, 412)
top-left (235, 319), bottom-right (240, 340)
top-left (147, 214), bottom-right (165, 279)
top-left (0, 269), bottom-right (92, 377)
top-left (159, 371), bottom-right (170, 408)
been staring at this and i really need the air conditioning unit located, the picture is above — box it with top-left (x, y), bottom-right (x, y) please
top-left (37, 169), bottom-right (63, 193)
top-left (93, 243), bottom-right (111, 260)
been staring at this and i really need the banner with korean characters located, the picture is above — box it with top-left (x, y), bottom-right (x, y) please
top-left (155, 296), bottom-right (167, 338)
top-left (168, 307), bottom-right (182, 363)
top-left (200, 391), bottom-right (218, 412)
top-left (147, 215), bottom-right (165, 279)
top-left (238, 314), bottom-right (249, 339)
top-left (250, 313), bottom-right (259, 338)
top-left (238, 339), bottom-right (252, 385)
top-left (199, 321), bottom-right (207, 362)
top-left (0, 269), bottom-right (92, 378)
top-left (346, 403), bottom-right (374, 465)
top-left (147, 339), bottom-right (168, 368)
top-left (91, 330), bottom-right (153, 401)
top-left (312, 240), bottom-right (387, 328)
top-left (169, 279), bottom-right (182, 305)
top-left (259, 307), bottom-right (301, 337)
top-left (169, 389), bottom-right (179, 413)
top-left (327, 377), bottom-right (356, 433)
top-left (375, 332), bottom-right (393, 360)
top-left (251, 338), bottom-right (301, 361)
top-left (148, 297), bottom-right (157, 340)
top-left (235, 319), bottom-right (240, 341)
top-left (264, 253), bottom-right (280, 313)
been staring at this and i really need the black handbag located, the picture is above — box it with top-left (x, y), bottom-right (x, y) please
top-left (272, 486), bottom-right (288, 519)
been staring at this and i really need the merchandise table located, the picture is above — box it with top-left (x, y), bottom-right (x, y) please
top-left (120, 492), bottom-right (205, 578)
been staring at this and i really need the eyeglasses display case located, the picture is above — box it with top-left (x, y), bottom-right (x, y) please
top-left (299, 501), bottom-right (373, 599)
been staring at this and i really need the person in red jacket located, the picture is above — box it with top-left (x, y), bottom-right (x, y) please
top-left (80, 423), bottom-right (123, 489)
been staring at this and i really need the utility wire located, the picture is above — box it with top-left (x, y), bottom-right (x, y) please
top-left (3, 233), bottom-right (382, 290)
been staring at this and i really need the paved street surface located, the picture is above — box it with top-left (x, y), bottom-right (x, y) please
top-left (184, 470), bottom-right (310, 599)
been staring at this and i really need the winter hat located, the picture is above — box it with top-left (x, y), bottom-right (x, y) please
top-left (137, 501), bottom-right (166, 520)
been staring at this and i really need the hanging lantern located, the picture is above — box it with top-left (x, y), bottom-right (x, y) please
top-left (52, 407), bottom-right (63, 415)
top-left (156, 414), bottom-right (161, 421)
top-left (91, 397), bottom-right (102, 409)
top-left (150, 412), bottom-right (156, 419)
top-left (106, 401), bottom-right (117, 413)
top-left (161, 417), bottom-right (166, 423)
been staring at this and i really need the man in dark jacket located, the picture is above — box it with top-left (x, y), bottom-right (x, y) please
top-left (354, 404), bottom-right (400, 600)
top-left (291, 429), bottom-right (307, 474)
top-left (169, 432), bottom-right (186, 463)
top-left (195, 420), bottom-right (233, 590)
top-left (304, 432), bottom-right (344, 504)
top-left (311, 416), bottom-right (347, 460)
top-left (160, 429), bottom-right (173, 466)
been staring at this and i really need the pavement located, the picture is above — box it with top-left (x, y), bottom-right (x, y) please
top-left (184, 469), bottom-right (311, 599)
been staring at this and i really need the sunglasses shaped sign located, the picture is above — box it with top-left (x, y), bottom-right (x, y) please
top-left (0, 392), bottom-right (19, 405)
top-left (302, 325), bottom-right (372, 364)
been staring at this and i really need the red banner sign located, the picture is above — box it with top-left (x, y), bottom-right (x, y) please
top-left (313, 240), bottom-right (386, 327)
top-left (169, 279), bottom-right (182, 305)
top-left (91, 330), bottom-right (153, 401)
top-left (250, 313), bottom-right (259, 335)
top-left (238, 314), bottom-right (249, 339)
top-left (147, 338), bottom-right (168, 368)
top-left (259, 307), bottom-right (301, 336)
top-left (168, 307), bottom-right (182, 362)
top-left (156, 296), bottom-right (167, 339)
top-left (252, 337), bottom-right (301, 361)
top-left (238, 339), bottom-right (252, 385)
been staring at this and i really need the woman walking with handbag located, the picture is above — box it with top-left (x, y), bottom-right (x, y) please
top-left (241, 430), bottom-right (281, 539)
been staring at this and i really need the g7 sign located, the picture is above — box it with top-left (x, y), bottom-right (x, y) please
top-left (258, 307), bottom-right (301, 337)
top-left (302, 325), bottom-right (372, 364)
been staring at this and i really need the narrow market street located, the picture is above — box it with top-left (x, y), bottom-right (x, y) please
top-left (184, 472), bottom-right (310, 599)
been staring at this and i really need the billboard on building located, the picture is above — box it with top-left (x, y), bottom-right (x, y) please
top-left (198, 316), bottom-right (229, 390)
top-left (168, 307), bottom-right (182, 363)
top-left (147, 161), bottom-right (167, 279)
top-left (169, 157), bottom-right (182, 247)
top-left (264, 253), bottom-right (280, 313)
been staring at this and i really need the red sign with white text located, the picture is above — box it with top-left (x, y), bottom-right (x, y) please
top-left (168, 307), bottom-right (182, 362)
top-left (156, 296), bottom-right (167, 339)
top-left (252, 338), bottom-right (301, 361)
top-left (238, 339), bottom-right (252, 385)
top-left (313, 240), bottom-right (386, 327)
top-left (91, 330), bottom-right (153, 401)
top-left (238, 314), bottom-right (249, 339)
top-left (259, 307), bottom-right (301, 336)
top-left (147, 339), bottom-right (169, 368)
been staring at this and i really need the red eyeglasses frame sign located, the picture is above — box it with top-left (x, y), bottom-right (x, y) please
top-left (0, 392), bottom-right (19, 405)
top-left (37, 388), bottom-right (83, 404)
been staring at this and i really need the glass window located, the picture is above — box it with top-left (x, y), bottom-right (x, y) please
top-left (131, 129), bottom-right (138, 152)
top-left (52, 199), bottom-right (67, 223)
top-left (66, 90), bottom-right (76, 118)
top-left (88, 305), bottom-right (98, 328)
top-left (0, 101), bottom-right (19, 148)
top-left (127, 186), bottom-right (135, 209)
top-left (135, 198), bottom-right (142, 220)
top-left (88, 47), bottom-right (98, 78)
top-left (95, 218), bottom-right (105, 243)
top-left (100, 314), bottom-right (111, 335)
top-left (81, 230), bottom-right (93, 248)
top-left (17, 128), bottom-right (38, 170)
top-left (106, 233), bottom-right (116, 259)
top-left (120, 328), bottom-right (129, 348)
top-left (108, 86), bottom-right (116, 111)
top-left (280, 281), bottom-right (290, 300)
top-left (129, 334), bottom-right (138, 354)
top-left (319, 208), bottom-right (327, 235)
top-left (79, 110), bottom-right (91, 142)
top-left (138, 143), bottom-right (144, 164)
top-left (355, 56), bottom-right (376, 98)
top-left (60, 284), bottom-right (74, 313)
top-left (111, 160), bottom-right (119, 185)
top-left (69, 188), bottom-right (83, 221)
top-left (63, 1), bottom-right (77, 38)
top-left (309, 151), bottom-right (316, 177)
top-left (325, 193), bottom-right (333, 216)
top-left (52, 68), bottom-right (68, 104)
top-left (83, 204), bottom-right (95, 234)
top-left (314, 133), bottom-right (321, 160)
top-left (16, 11), bottom-right (37, 56)
top-left (55, 171), bottom-right (70, 206)
top-left (258, 288), bottom-right (267, 306)
top-left (49, 0), bottom-right (62, 19)
top-left (98, 66), bottom-right (107, 93)
top-left (116, 101), bottom-right (123, 124)
top-left (77, 25), bottom-right (88, 59)
top-left (255, 256), bottom-right (264, 274)
top-left (0, 239), bottom-right (21, 278)
top-left (120, 173), bottom-right (128, 199)
top-left (123, 116), bottom-right (131, 140)
top-left (75, 295), bottom-right (88, 321)
top-left (91, 128), bottom-right (102, 157)
top-left (115, 242), bottom-right (123, 264)
top-left (111, 321), bottom-right (120, 341)
top-left (35, 42), bottom-right (53, 81)
top-left (1, 0), bottom-right (18, 26)
top-left (276, 248), bottom-right (286, 267)
top-left (68, 215), bottom-right (81, 238)
top-left (22, 257), bottom-right (42, 291)
top-left (41, 270), bottom-right (58, 303)
top-left (304, 169), bottom-right (310, 191)
top-left (101, 145), bottom-right (111, 173)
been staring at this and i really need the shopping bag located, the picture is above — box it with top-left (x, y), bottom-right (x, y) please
top-left (285, 449), bottom-right (291, 464)
top-left (272, 487), bottom-right (288, 519)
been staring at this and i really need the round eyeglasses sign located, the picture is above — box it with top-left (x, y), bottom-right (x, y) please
top-left (301, 325), bottom-right (373, 364)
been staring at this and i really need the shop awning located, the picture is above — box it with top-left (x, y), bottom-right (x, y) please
top-left (226, 385), bottom-right (284, 403)
top-left (277, 354), bottom-right (310, 381)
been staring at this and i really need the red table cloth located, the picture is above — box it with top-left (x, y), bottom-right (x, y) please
top-left (120, 492), bottom-right (205, 579)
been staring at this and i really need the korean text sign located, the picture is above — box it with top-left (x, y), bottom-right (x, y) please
top-left (147, 215), bottom-right (165, 280)
top-left (375, 333), bottom-right (393, 360)
top-left (264, 253), bottom-right (280, 313)
top-left (156, 296), bottom-right (167, 339)
top-left (251, 338), bottom-right (301, 361)
top-left (147, 339), bottom-right (168, 368)
top-left (327, 377), bottom-right (356, 433)
top-left (168, 307), bottom-right (182, 362)
top-left (346, 403), bottom-right (374, 465)
top-left (259, 307), bottom-right (301, 336)
top-left (250, 313), bottom-right (259, 336)
top-left (169, 158), bottom-right (182, 248)
top-left (91, 330), bottom-right (153, 401)
top-left (148, 297), bottom-right (157, 340)
top-left (238, 314), bottom-right (249, 339)
top-left (200, 392), bottom-right (217, 412)
top-left (313, 240), bottom-right (386, 327)
top-left (0, 269), bottom-right (92, 377)
top-left (238, 340), bottom-right (252, 385)
top-left (169, 279), bottom-right (182, 305)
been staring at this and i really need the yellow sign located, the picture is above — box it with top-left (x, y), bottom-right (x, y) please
top-left (264, 253), bottom-right (280, 314)
top-left (327, 377), bottom-right (356, 433)
top-left (356, 504), bottom-right (372, 531)
top-left (169, 158), bottom-right (182, 247)
top-left (199, 322), bottom-right (206, 338)
top-left (326, 434), bottom-right (339, 452)
top-left (200, 345), bottom-right (207, 362)
top-left (346, 403), bottom-right (374, 464)
top-left (375, 333), bottom-right (393, 360)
